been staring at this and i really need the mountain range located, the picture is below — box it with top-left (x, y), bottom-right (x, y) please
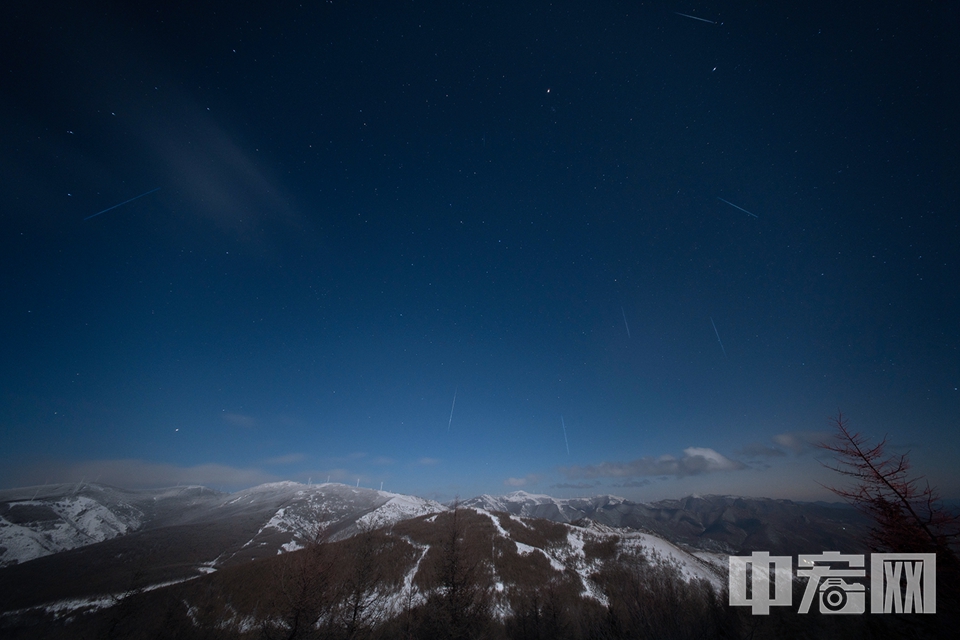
top-left (0, 482), bottom-right (876, 638)
top-left (1, 484), bottom-right (870, 572)
top-left (461, 490), bottom-right (871, 556)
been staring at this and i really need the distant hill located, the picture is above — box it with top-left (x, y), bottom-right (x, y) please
top-left (1, 484), bottom-right (868, 576)
top-left (461, 491), bottom-right (871, 556)
top-left (0, 481), bottom-right (442, 613)
top-left (0, 481), bottom-right (443, 569)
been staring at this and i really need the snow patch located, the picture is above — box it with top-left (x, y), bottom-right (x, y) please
top-left (280, 540), bottom-right (304, 553)
top-left (357, 495), bottom-right (445, 530)
top-left (0, 496), bottom-right (142, 567)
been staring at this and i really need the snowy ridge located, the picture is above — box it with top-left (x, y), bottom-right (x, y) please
top-left (1, 484), bottom-right (866, 578)
top-left (0, 481), bottom-right (444, 568)
top-left (461, 491), bottom-right (629, 523)
top-left (468, 491), bottom-right (566, 512)
top-left (385, 537), bottom-right (430, 617)
top-left (472, 507), bottom-right (724, 613)
top-left (571, 518), bottom-right (723, 586)
top-left (220, 484), bottom-right (446, 562)
top-left (0, 575), bottom-right (207, 623)
top-left (0, 494), bottom-right (143, 568)
top-left (357, 493), bottom-right (446, 529)
top-left (249, 485), bottom-right (441, 538)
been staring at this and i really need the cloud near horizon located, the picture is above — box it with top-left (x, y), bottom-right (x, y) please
top-left (11, 459), bottom-right (276, 491)
top-left (560, 447), bottom-right (745, 479)
top-left (504, 474), bottom-right (541, 487)
top-left (222, 413), bottom-right (257, 429)
top-left (551, 481), bottom-right (600, 490)
top-left (773, 431), bottom-right (829, 454)
top-left (739, 431), bottom-right (831, 459)
top-left (611, 479), bottom-right (653, 488)
top-left (264, 453), bottom-right (306, 465)
top-left (738, 443), bottom-right (788, 458)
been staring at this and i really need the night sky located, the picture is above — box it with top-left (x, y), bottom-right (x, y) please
top-left (2, 1), bottom-right (958, 501)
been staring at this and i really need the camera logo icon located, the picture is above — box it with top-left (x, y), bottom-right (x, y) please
top-left (819, 577), bottom-right (865, 614)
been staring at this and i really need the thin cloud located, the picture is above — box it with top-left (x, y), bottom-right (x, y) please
top-left (23, 459), bottom-right (275, 491)
top-left (322, 468), bottom-right (352, 482)
top-left (739, 431), bottom-right (831, 459)
top-left (504, 474), bottom-right (541, 487)
top-left (223, 413), bottom-right (257, 428)
top-left (611, 479), bottom-right (653, 488)
top-left (417, 457), bottom-right (440, 466)
top-left (551, 481), bottom-right (601, 490)
top-left (738, 443), bottom-right (788, 458)
top-left (144, 102), bottom-right (307, 246)
top-left (773, 431), bottom-right (829, 455)
top-left (561, 447), bottom-right (745, 479)
top-left (264, 453), bottom-right (306, 465)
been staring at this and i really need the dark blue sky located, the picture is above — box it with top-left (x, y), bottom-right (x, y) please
top-left (2, 1), bottom-right (958, 500)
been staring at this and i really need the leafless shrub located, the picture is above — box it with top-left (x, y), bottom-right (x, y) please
top-left (415, 503), bottom-right (496, 639)
top-left (582, 535), bottom-right (619, 563)
top-left (325, 527), bottom-right (393, 640)
top-left (589, 544), bottom-right (729, 640)
top-left (260, 520), bottom-right (337, 640)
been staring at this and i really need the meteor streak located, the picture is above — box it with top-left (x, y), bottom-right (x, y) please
top-left (717, 197), bottom-right (758, 218)
top-left (561, 415), bottom-right (570, 456)
top-left (447, 386), bottom-right (457, 432)
top-left (710, 317), bottom-right (727, 358)
top-left (84, 187), bottom-right (160, 221)
top-left (621, 306), bottom-right (631, 339)
top-left (675, 12), bottom-right (717, 24)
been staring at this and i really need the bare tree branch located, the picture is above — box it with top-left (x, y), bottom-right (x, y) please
top-left (817, 412), bottom-right (959, 553)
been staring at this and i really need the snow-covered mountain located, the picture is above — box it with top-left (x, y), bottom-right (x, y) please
top-left (0, 484), bottom-right (902, 639)
top-left (463, 491), bottom-right (869, 556)
top-left (468, 505), bottom-right (725, 592)
top-left (1, 500), bottom-right (727, 634)
top-left (461, 491), bottom-right (628, 523)
top-left (218, 482), bottom-right (445, 562)
top-left (0, 481), bottom-right (443, 568)
top-left (0, 483), bottom-right (197, 568)
top-left (2, 482), bottom-right (868, 576)
top-left (0, 484), bottom-right (882, 640)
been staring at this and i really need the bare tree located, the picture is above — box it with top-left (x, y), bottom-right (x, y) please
top-left (263, 520), bottom-right (337, 640)
top-left (421, 502), bottom-right (493, 640)
top-left (385, 581), bottom-right (422, 640)
top-left (818, 412), bottom-right (959, 554)
top-left (331, 526), bottom-right (389, 640)
top-left (592, 546), bottom-right (724, 640)
top-left (100, 544), bottom-right (157, 640)
top-left (819, 412), bottom-right (960, 633)
top-left (505, 576), bottom-right (578, 640)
